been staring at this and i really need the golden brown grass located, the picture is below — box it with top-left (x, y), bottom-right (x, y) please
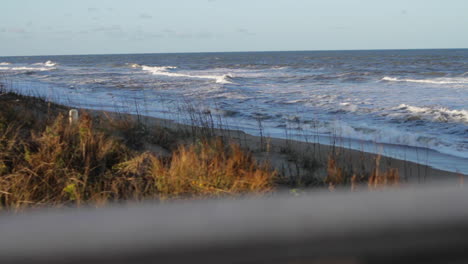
top-left (115, 140), bottom-right (275, 200)
top-left (326, 155), bottom-right (400, 191)
top-left (0, 112), bottom-right (130, 209)
top-left (367, 155), bottom-right (400, 190)
top-left (325, 156), bottom-right (343, 188)
top-left (0, 90), bottom-right (411, 211)
top-left (0, 93), bottom-right (276, 210)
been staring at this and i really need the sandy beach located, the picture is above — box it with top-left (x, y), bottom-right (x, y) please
top-left (98, 107), bottom-right (466, 186)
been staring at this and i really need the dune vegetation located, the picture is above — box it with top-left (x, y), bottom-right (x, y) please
top-left (0, 86), bottom-right (403, 211)
top-left (0, 90), bottom-right (276, 210)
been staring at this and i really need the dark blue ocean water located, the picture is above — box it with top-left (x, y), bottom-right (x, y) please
top-left (1, 49), bottom-right (467, 173)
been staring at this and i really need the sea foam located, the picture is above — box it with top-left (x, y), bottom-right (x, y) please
top-left (140, 65), bottom-right (234, 84)
top-left (33, 60), bottom-right (58, 67)
top-left (0, 66), bottom-right (54, 72)
top-left (395, 104), bottom-right (468, 124)
top-left (382, 76), bottom-right (468, 84)
top-left (327, 120), bottom-right (468, 159)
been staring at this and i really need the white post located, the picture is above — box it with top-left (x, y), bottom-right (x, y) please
top-left (69, 109), bottom-right (79, 125)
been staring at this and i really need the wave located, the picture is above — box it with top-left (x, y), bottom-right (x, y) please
top-left (141, 65), bottom-right (178, 73)
top-left (0, 61), bottom-right (57, 73)
top-left (33, 60), bottom-right (57, 67)
top-left (0, 66), bottom-right (54, 72)
top-left (382, 76), bottom-right (468, 84)
top-left (328, 120), bottom-right (468, 159)
top-left (139, 65), bottom-right (234, 84)
top-left (216, 74), bottom-right (234, 84)
top-left (339, 102), bottom-right (359, 112)
top-left (394, 104), bottom-right (468, 124)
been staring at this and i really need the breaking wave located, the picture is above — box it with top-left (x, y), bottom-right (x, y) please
top-left (139, 65), bottom-right (234, 84)
top-left (339, 102), bottom-right (359, 112)
top-left (394, 104), bottom-right (468, 124)
top-left (0, 61), bottom-right (58, 73)
top-left (34, 60), bottom-right (58, 67)
top-left (328, 120), bottom-right (468, 159)
top-left (0, 66), bottom-right (55, 72)
top-left (382, 76), bottom-right (468, 84)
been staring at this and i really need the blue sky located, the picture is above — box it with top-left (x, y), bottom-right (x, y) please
top-left (1, 0), bottom-right (467, 56)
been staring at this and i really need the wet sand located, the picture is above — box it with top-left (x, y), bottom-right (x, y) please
top-left (98, 110), bottom-right (466, 185)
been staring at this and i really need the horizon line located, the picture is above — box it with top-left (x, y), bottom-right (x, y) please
top-left (1, 47), bottom-right (467, 58)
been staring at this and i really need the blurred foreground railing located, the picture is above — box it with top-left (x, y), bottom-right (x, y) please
top-left (1, 184), bottom-right (468, 264)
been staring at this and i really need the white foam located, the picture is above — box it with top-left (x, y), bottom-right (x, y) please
top-left (328, 120), bottom-right (468, 159)
top-left (140, 65), bottom-right (234, 84)
top-left (141, 65), bottom-right (178, 73)
top-left (339, 102), bottom-right (358, 112)
top-left (45, 60), bottom-right (57, 67)
top-left (0, 62), bottom-right (11, 65)
top-left (395, 104), bottom-right (468, 124)
top-left (382, 76), bottom-right (468, 84)
top-left (284, 99), bottom-right (309, 104)
top-left (0, 66), bottom-right (53, 72)
top-left (34, 60), bottom-right (57, 67)
top-left (215, 74), bottom-right (234, 84)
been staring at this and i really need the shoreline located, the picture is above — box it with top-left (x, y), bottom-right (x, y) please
top-left (1, 88), bottom-right (465, 185)
top-left (97, 108), bottom-right (467, 183)
top-left (5, 72), bottom-right (467, 176)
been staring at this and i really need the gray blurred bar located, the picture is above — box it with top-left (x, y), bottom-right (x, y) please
top-left (1, 185), bottom-right (468, 264)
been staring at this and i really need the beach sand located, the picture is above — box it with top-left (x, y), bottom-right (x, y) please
top-left (98, 109), bottom-right (466, 186)
top-left (2, 91), bottom-right (463, 190)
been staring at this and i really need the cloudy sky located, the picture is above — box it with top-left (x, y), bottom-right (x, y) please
top-left (1, 0), bottom-right (467, 56)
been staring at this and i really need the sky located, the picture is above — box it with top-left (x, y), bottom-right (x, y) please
top-left (0, 0), bottom-right (467, 56)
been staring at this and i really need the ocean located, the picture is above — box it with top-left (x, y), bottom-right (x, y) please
top-left (1, 49), bottom-right (467, 173)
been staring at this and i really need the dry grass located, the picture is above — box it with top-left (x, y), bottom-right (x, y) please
top-left (0, 89), bottom-right (410, 211)
top-left (115, 139), bottom-right (275, 200)
top-left (0, 112), bottom-right (130, 209)
top-left (325, 156), bottom-right (343, 188)
top-left (367, 155), bottom-right (400, 190)
top-left (326, 155), bottom-right (400, 191)
top-left (0, 92), bottom-right (276, 210)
